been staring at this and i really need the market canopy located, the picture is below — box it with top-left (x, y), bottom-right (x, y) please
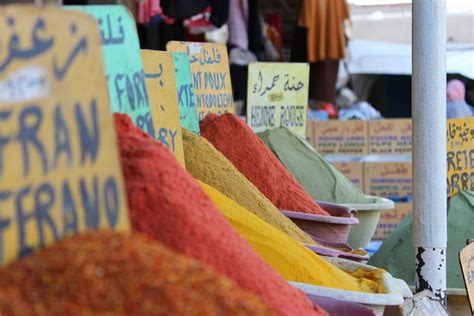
top-left (348, 40), bottom-right (474, 79)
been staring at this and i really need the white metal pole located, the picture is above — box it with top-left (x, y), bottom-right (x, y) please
top-left (412, 0), bottom-right (447, 305)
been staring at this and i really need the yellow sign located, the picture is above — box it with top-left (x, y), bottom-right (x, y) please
top-left (247, 62), bottom-right (309, 138)
top-left (459, 241), bottom-right (474, 313)
top-left (141, 50), bottom-right (185, 166)
top-left (166, 41), bottom-right (234, 121)
top-left (0, 7), bottom-right (130, 266)
top-left (447, 117), bottom-right (474, 197)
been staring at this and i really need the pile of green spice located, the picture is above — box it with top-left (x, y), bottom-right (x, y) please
top-left (0, 231), bottom-right (275, 316)
top-left (369, 190), bottom-right (474, 288)
top-left (200, 113), bottom-right (329, 215)
top-left (115, 114), bottom-right (327, 316)
top-left (258, 127), bottom-right (374, 204)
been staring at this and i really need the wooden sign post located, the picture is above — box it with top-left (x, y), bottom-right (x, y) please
top-left (447, 117), bottom-right (474, 197)
top-left (167, 41), bottom-right (234, 121)
top-left (172, 52), bottom-right (200, 134)
top-left (246, 62), bottom-right (309, 138)
top-left (70, 5), bottom-right (155, 136)
top-left (141, 50), bottom-right (185, 165)
top-left (460, 241), bottom-right (474, 313)
top-left (0, 6), bottom-right (130, 266)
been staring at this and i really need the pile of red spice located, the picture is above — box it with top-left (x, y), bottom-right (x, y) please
top-left (200, 113), bottom-right (329, 216)
top-left (0, 231), bottom-right (275, 316)
top-left (114, 113), bottom-right (327, 316)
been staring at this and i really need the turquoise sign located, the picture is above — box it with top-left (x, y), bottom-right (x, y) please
top-left (172, 52), bottom-right (200, 134)
top-left (69, 5), bottom-right (154, 136)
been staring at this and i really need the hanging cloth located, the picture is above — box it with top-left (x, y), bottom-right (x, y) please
top-left (137, 0), bottom-right (165, 24)
top-left (297, 0), bottom-right (349, 62)
top-left (228, 0), bottom-right (249, 49)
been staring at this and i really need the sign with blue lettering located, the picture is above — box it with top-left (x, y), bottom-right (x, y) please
top-left (69, 5), bottom-right (154, 136)
top-left (167, 41), bottom-right (234, 121)
top-left (141, 50), bottom-right (185, 166)
top-left (172, 52), bottom-right (200, 134)
top-left (0, 6), bottom-right (130, 267)
top-left (247, 62), bottom-right (309, 138)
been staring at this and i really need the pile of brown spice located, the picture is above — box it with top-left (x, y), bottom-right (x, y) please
top-left (0, 231), bottom-right (276, 316)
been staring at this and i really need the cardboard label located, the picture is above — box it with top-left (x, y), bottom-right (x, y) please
top-left (246, 62), bottom-right (309, 138)
top-left (460, 241), bottom-right (474, 313)
top-left (172, 52), bottom-right (200, 134)
top-left (166, 41), bottom-right (234, 121)
top-left (447, 117), bottom-right (474, 197)
top-left (373, 202), bottom-right (412, 240)
top-left (141, 50), bottom-right (185, 166)
top-left (306, 120), bottom-right (315, 146)
top-left (331, 162), bottom-right (364, 189)
top-left (0, 7), bottom-right (130, 266)
top-left (70, 5), bottom-right (154, 136)
top-left (369, 119), bottom-right (412, 155)
top-left (314, 120), bottom-right (369, 155)
top-left (364, 162), bottom-right (412, 198)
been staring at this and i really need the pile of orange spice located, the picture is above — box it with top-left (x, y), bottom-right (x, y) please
top-left (0, 231), bottom-right (275, 316)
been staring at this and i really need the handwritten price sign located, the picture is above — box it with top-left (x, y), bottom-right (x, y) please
top-left (247, 62), bottom-right (309, 138)
top-left (141, 50), bottom-right (185, 166)
top-left (0, 6), bottom-right (130, 267)
top-left (460, 241), bottom-right (474, 313)
top-left (69, 5), bottom-right (154, 136)
top-left (167, 41), bottom-right (234, 121)
top-left (447, 117), bottom-right (474, 197)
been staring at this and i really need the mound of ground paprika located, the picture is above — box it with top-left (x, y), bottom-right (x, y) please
top-left (0, 231), bottom-right (275, 316)
top-left (200, 113), bottom-right (329, 215)
top-left (114, 113), bottom-right (327, 316)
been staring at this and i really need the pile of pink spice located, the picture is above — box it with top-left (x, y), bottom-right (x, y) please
top-left (114, 113), bottom-right (327, 316)
top-left (200, 113), bottom-right (329, 216)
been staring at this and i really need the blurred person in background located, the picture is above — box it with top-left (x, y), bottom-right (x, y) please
top-left (337, 87), bottom-right (382, 120)
top-left (292, 0), bottom-right (350, 108)
top-left (446, 79), bottom-right (473, 119)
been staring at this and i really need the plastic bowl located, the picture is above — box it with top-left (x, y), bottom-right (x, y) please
top-left (339, 196), bottom-right (395, 249)
top-left (282, 201), bottom-right (359, 244)
top-left (290, 257), bottom-right (412, 316)
top-left (308, 295), bottom-right (376, 316)
top-left (303, 243), bottom-right (369, 262)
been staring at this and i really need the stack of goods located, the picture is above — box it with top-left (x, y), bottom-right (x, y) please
top-left (181, 128), bottom-right (317, 245)
top-left (114, 113), bottom-right (327, 316)
top-left (0, 231), bottom-right (274, 316)
top-left (200, 181), bottom-right (384, 293)
top-left (258, 127), bottom-right (375, 204)
top-left (200, 113), bottom-right (329, 215)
